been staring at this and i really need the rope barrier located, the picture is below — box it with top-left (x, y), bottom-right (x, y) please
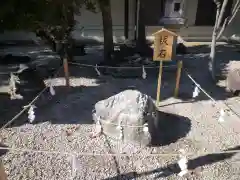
top-left (69, 62), bottom-right (177, 69)
top-left (182, 67), bottom-right (240, 121)
top-left (100, 121), bottom-right (146, 128)
top-left (182, 68), bottom-right (217, 103)
top-left (1, 62), bottom-right (240, 151)
top-left (69, 61), bottom-right (240, 125)
top-left (96, 117), bottom-right (148, 128)
top-left (0, 146), bottom-right (239, 157)
top-left (222, 102), bottom-right (240, 119)
top-left (56, 61), bottom-right (240, 129)
top-left (1, 62), bottom-right (240, 178)
top-left (181, 67), bottom-right (240, 141)
top-left (0, 66), bottom-right (63, 130)
top-left (2, 61), bottom-right (240, 130)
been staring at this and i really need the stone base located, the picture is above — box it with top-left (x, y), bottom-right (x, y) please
top-left (159, 17), bottom-right (186, 25)
top-left (159, 17), bottom-right (186, 33)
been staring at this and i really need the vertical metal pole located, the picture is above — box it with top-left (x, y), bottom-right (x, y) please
top-left (124, 0), bottom-right (129, 39)
top-left (134, 0), bottom-right (139, 41)
top-left (136, 0), bottom-right (140, 40)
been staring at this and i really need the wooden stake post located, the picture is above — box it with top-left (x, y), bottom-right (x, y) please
top-left (0, 160), bottom-right (7, 180)
top-left (153, 28), bottom-right (182, 105)
top-left (174, 60), bottom-right (183, 97)
top-left (63, 43), bottom-right (70, 87)
top-left (63, 57), bottom-right (70, 87)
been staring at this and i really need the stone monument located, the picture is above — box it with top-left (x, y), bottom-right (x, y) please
top-left (92, 90), bottom-right (158, 146)
top-left (159, 0), bottom-right (186, 32)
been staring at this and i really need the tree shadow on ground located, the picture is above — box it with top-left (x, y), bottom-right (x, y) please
top-left (1, 44), bottom-right (240, 128)
top-left (0, 80), bottom-right (111, 127)
top-left (139, 145), bottom-right (240, 179)
top-left (0, 66), bottom-right (137, 127)
top-left (84, 43), bottom-right (240, 103)
top-left (99, 110), bottom-right (191, 180)
top-left (0, 143), bottom-right (8, 158)
top-left (173, 43), bottom-right (240, 101)
top-left (0, 65), bottom-right (193, 133)
top-left (103, 145), bottom-right (240, 180)
top-left (0, 69), bottom-right (46, 128)
top-left (185, 43), bottom-right (239, 80)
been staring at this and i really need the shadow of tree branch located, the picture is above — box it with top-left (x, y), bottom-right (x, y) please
top-left (103, 145), bottom-right (240, 180)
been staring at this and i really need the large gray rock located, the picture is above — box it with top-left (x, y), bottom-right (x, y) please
top-left (92, 90), bottom-right (158, 146)
top-left (227, 69), bottom-right (240, 95)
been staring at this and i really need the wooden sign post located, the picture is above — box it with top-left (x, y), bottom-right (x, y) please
top-left (153, 28), bottom-right (182, 105)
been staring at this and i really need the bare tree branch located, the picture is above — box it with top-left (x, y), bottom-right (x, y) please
top-left (216, 17), bottom-right (229, 39)
top-left (213, 0), bottom-right (221, 7)
top-left (228, 3), bottom-right (240, 24)
top-left (213, 0), bottom-right (221, 31)
top-left (210, 0), bottom-right (240, 80)
top-left (232, 0), bottom-right (240, 14)
top-left (210, 0), bottom-right (225, 81)
top-left (216, 2), bottom-right (240, 39)
top-left (213, 0), bottom-right (221, 27)
top-left (216, 0), bottom-right (229, 29)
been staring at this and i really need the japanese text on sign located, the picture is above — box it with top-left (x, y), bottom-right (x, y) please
top-left (160, 36), bottom-right (168, 45)
top-left (158, 36), bottom-right (169, 58)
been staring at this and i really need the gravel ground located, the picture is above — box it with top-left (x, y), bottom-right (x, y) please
top-left (1, 44), bottom-right (240, 180)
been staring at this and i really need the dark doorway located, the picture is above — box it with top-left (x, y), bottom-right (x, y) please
top-left (195, 0), bottom-right (233, 26)
top-left (144, 0), bottom-right (165, 26)
top-left (195, 0), bottom-right (216, 26)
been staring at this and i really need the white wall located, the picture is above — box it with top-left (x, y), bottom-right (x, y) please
top-left (184, 0), bottom-right (198, 26)
top-left (73, 0), bottom-right (240, 43)
top-left (73, 0), bottom-right (201, 42)
top-left (74, 0), bottom-right (136, 43)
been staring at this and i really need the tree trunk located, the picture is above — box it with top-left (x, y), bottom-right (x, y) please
top-left (217, 0), bottom-right (239, 39)
top-left (124, 0), bottom-right (129, 39)
top-left (210, 29), bottom-right (217, 81)
top-left (136, 0), bottom-right (147, 54)
top-left (66, 5), bottom-right (75, 62)
top-left (209, 0), bottom-right (222, 81)
top-left (210, 0), bottom-right (239, 81)
top-left (216, 0), bottom-right (229, 28)
top-left (99, 0), bottom-right (114, 63)
top-left (134, 0), bottom-right (138, 40)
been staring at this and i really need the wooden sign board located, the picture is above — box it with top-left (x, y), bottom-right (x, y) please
top-left (153, 28), bottom-right (177, 61)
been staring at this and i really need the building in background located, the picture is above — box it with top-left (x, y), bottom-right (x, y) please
top-left (73, 0), bottom-right (239, 44)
